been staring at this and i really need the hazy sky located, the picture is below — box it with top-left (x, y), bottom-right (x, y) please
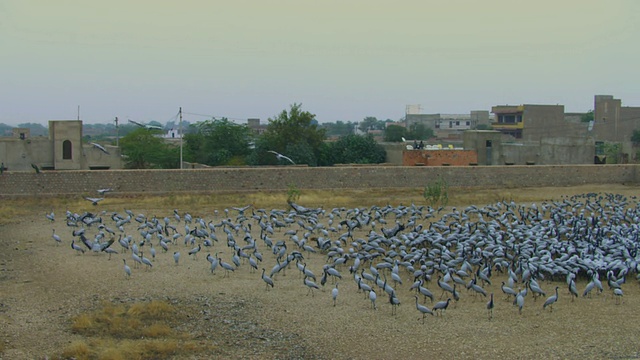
top-left (1, 1), bottom-right (639, 126)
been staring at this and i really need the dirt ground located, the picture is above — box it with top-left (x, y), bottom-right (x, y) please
top-left (1, 185), bottom-right (640, 359)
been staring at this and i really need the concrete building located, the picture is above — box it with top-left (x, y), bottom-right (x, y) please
top-left (593, 95), bottom-right (640, 143)
top-left (0, 120), bottom-right (123, 171)
top-left (463, 130), bottom-right (595, 166)
top-left (489, 104), bottom-right (589, 141)
top-left (405, 111), bottom-right (490, 137)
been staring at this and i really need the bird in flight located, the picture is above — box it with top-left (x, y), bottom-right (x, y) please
top-left (97, 188), bottom-right (113, 195)
top-left (128, 119), bottom-right (163, 131)
top-left (268, 151), bottom-right (295, 165)
top-left (90, 142), bottom-right (110, 155)
top-left (85, 197), bottom-right (104, 206)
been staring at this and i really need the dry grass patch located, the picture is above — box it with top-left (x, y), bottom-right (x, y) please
top-left (62, 300), bottom-right (210, 359)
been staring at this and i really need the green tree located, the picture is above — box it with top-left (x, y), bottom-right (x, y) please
top-left (183, 118), bottom-right (252, 166)
top-left (251, 103), bottom-right (326, 166)
top-left (119, 128), bottom-right (179, 168)
top-left (322, 121), bottom-right (355, 137)
top-left (407, 123), bottom-right (434, 140)
top-left (330, 134), bottom-right (386, 164)
top-left (631, 130), bottom-right (640, 146)
top-left (359, 116), bottom-right (382, 133)
top-left (384, 125), bottom-right (407, 142)
top-left (581, 110), bottom-right (594, 123)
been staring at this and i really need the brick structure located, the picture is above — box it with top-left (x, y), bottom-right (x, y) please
top-left (402, 150), bottom-right (478, 166)
top-left (0, 165), bottom-right (637, 197)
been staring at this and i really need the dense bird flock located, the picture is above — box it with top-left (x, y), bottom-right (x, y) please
top-left (49, 192), bottom-right (639, 321)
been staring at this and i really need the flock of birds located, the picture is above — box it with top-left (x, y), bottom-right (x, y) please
top-left (45, 191), bottom-right (640, 323)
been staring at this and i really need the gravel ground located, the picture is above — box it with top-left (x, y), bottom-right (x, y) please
top-left (2, 185), bottom-right (640, 359)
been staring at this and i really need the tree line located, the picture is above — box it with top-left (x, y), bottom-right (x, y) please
top-left (118, 104), bottom-right (389, 169)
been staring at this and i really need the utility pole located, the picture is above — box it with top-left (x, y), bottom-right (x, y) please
top-left (114, 117), bottom-right (120, 147)
top-left (179, 107), bottom-right (183, 169)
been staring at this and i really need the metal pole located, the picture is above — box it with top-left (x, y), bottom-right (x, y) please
top-left (179, 107), bottom-right (183, 169)
top-left (115, 117), bottom-right (119, 147)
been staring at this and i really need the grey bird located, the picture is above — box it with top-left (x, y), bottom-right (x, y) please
top-left (413, 295), bottom-right (434, 324)
top-left (123, 259), bottom-right (131, 278)
top-left (261, 268), bottom-right (275, 290)
top-left (543, 286), bottom-right (559, 312)
top-left (90, 142), bottom-right (110, 155)
top-left (487, 293), bottom-right (494, 320)
top-left (268, 150), bottom-right (295, 165)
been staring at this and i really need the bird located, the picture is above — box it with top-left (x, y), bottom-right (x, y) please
top-left (188, 244), bottom-right (201, 259)
top-left (45, 211), bottom-right (55, 222)
top-left (369, 289), bottom-right (378, 310)
top-left (90, 142), bottom-right (110, 155)
top-left (84, 197), bottom-right (104, 206)
top-left (543, 286), bottom-right (559, 312)
top-left (515, 292), bottom-right (525, 315)
top-left (487, 293), bottom-right (494, 320)
top-left (268, 150), bottom-right (295, 165)
top-left (413, 295), bottom-right (434, 324)
top-left (433, 298), bottom-right (451, 316)
top-left (389, 290), bottom-right (400, 315)
top-left (304, 276), bottom-right (320, 297)
top-left (261, 268), bottom-right (275, 290)
top-left (613, 288), bottom-right (624, 305)
top-left (31, 163), bottom-right (40, 173)
top-left (52, 229), bottom-right (62, 245)
top-left (71, 239), bottom-right (85, 254)
top-left (123, 259), bottom-right (131, 278)
top-left (219, 257), bottom-right (235, 277)
top-left (332, 283), bottom-right (339, 306)
top-left (128, 119), bottom-right (163, 130)
top-left (501, 281), bottom-right (518, 300)
top-left (97, 188), bottom-right (113, 195)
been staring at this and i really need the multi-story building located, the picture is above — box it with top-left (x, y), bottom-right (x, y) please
top-left (592, 95), bottom-right (640, 143)
top-left (404, 110), bottom-right (490, 137)
top-left (0, 120), bottom-right (122, 171)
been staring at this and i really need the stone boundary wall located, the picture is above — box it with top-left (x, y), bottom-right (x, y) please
top-left (0, 165), bottom-right (637, 196)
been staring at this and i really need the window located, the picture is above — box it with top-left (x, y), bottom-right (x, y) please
top-left (456, 121), bottom-right (460, 126)
top-left (449, 121), bottom-right (452, 128)
top-left (466, 121), bottom-right (470, 126)
top-left (63, 140), bottom-right (72, 160)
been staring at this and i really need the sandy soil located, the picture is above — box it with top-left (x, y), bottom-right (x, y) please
top-left (2, 185), bottom-right (640, 359)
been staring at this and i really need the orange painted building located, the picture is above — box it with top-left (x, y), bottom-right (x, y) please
top-left (402, 149), bottom-right (478, 166)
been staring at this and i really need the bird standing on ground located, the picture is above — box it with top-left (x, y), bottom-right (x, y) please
top-left (332, 283), bottom-right (339, 306)
top-left (487, 293), bottom-right (494, 320)
top-left (543, 286), bottom-right (559, 312)
top-left (52, 229), bottom-right (62, 245)
top-left (268, 150), bottom-right (295, 165)
top-left (262, 268), bottom-right (275, 290)
top-left (123, 259), bottom-right (131, 278)
top-left (613, 288), bottom-right (623, 304)
top-left (413, 295), bottom-right (433, 324)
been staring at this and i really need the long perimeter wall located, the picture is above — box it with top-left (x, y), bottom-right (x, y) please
top-left (0, 165), bottom-right (638, 196)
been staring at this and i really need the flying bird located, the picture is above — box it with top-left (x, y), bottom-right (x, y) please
top-left (268, 150), bottom-right (295, 165)
top-left (97, 188), bottom-right (113, 195)
top-left (85, 197), bottom-right (104, 206)
top-left (128, 119), bottom-right (163, 130)
top-left (90, 142), bottom-right (110, 155)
